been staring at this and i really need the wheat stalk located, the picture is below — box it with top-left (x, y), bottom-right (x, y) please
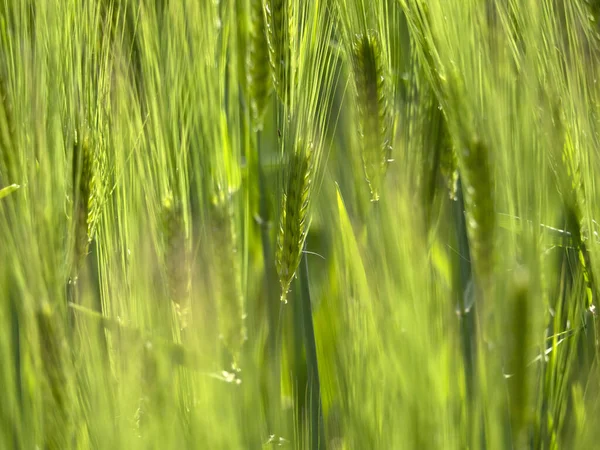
top-left (37, 302), bottom-right (74, 448)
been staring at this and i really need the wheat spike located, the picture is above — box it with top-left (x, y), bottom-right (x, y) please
top-left (248, 0), bottom-right (272, 130)
top-left (264, 0), bottom-right (292, 102)
top-left (350, 31), bottom-right (392, 202)
top-left (211, 189), bottom-right (246, 365)
top-left (441, 144), bottom-right (459, 201)
top-left (161, 192), bottom-right (190, 330)
top-left (276, 143), bottom-right (314, 303)
top-left (72, 130), bottom-right (103, 276)
top-left (459, 138), bottom-right (495, 288)
top-left (0, 73), bottom-right (16, 183)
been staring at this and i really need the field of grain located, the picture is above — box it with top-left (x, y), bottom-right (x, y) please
top-left (2, 1), bottom-right (600, 449)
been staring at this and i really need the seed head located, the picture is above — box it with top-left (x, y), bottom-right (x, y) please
top-left (211, 191), bottom-right (246, 363)
top-left (72, 130), bottom-right (104, 274)
top-left (248, 0), bottom-right (272, 129)
top-left (265, 0), bottom-right (293, 102)
top-left (161, 192), bottom-right (190, 329)
top-left (350, 31), bottom-right (392, 202)
top-left (276, 144), bottom-right (314, 302)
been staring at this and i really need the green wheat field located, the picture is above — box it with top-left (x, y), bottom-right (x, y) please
top-left (2, 0), bottom-right (600, 448)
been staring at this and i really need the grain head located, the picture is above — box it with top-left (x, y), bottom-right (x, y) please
top-left (350, 31), bottom-right (392, 202)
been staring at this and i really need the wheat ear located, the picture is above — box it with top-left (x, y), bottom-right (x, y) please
top-left (459, 137), bottom-right (495, 289)
top-left (248, 0), bottom-right (272, 130)
top-left (264, 0), bottom-right (293, 102)
top-left (211, 190), bottom-right (246, 366)
top-left (161, 192), bottom-right (190, 330)
top-left (276, 142), bottom-right (314, 303)
top-left (350, 31), bottom-right (392, 202)
top-left (72, 130), bottom-right (103, 277)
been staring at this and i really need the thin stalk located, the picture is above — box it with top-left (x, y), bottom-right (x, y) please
top-left (298, 250), bottom-right (325, 450)
top-left (454, 176), bottom-right (476, 400)
top-left (10, 293), bottom-right (21, 450)
top-left (256, 129), bottom-right (282, 434)
top-left (257, 130), bottom-right (280, 358)
top-left (292, 266), bottom-right (308, 435)
top-left (455, 176), bottom-right (487, 448)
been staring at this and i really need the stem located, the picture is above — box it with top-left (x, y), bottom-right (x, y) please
top-left (455, 176), bottom-right (486, 448)
top-left (455, 177), bottom-right (476, 400)
top-left (298, 250), bottom-right (325, 450)
top-left (11, 292), bottom-right (21, 449)
top-left (256, 129), bottom-right (282, 434)
top-left (257, 130), bottom-right (280, 358)
top-left (292, 268), bottom-right (308, 431)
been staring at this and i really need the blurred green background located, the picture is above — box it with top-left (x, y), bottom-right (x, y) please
top-left (2, 0), bottom-right (600, 448)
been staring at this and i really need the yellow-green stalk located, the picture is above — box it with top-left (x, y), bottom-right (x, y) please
top-left (37, 303), bottom-right (74, 449)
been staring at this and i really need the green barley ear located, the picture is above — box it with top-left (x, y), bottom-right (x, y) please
top-left (248, 0), bottom-right (272, 130)
top-left (276, 142), bottom-right (314, 303)
top-left (350, 31), bottom-right (392, 202)
top-left (416, 77), bottom-right (458, 225)
top-left (161, 192), bottom-right (190, 330)
top-left (459, 137), bottom-right (495, 288)
top-left (441, 144), bottom-right (459, 201)
top-left (264, 0), bottom-right (292, 102)
top-left (72, 130), bottom-right (104, 277)
top-left (211, 189), bottom-right (246, 366)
